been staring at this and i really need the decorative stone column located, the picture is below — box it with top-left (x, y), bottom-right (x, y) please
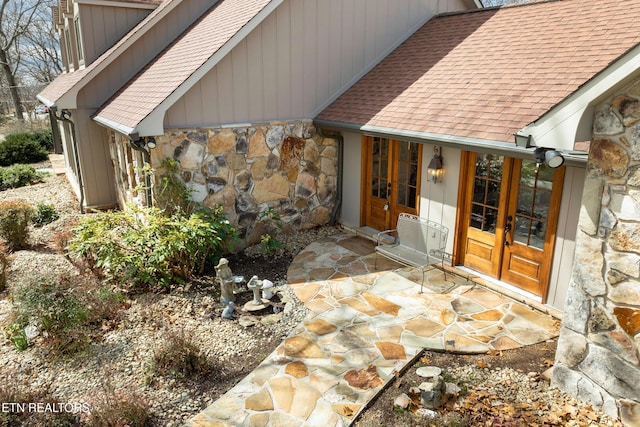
top-left (553, 85), bottom-right (640, 425)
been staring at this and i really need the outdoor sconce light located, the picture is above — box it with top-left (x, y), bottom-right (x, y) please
top-left (146, 137), bottom-right (157, 149)
top-left (61, 109), bottom-right (72, 120)
top-left (514, 132), bottom-right (532, 148)
top-left (427, 146), bottom-right (444, 183)
top-left (534, 147), bottom-right (565, 168)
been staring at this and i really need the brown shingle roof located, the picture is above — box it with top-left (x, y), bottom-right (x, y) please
top-left (95, 0), bottom-right (272, 131)
top-left (38, 0), bottom-right (171, 106)
top-left (317, 0), bottom-right (640, 143)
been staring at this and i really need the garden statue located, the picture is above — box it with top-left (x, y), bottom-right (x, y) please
top-left (244, 275), bottom-right (270, 311)
top-left (221, 301), bottom-right (235, 319)
top-left (215, 258), bottom-right (235, 303)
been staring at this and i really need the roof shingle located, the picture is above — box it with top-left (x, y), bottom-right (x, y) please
top-left (317, 0), bottom-right (640, 143)
top-left (95, 0), bottom-right (272, 131)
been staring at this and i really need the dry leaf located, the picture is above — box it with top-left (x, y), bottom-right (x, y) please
top-left (476, 361), bottom-right (489, 369)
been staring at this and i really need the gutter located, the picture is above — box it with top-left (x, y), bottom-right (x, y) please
top-left (316, 127), bottom-right (343, 226)
top-left (50, 107), bottom-right (85, 214)
top-left (313, 119), bottom-right (588, 167)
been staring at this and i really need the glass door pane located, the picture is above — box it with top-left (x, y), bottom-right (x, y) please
top-left (513, 160), bottom-right (553, 249)
top-left (371, 137), bottom-right (389, 199)
top-left (396, 141), bottom-right (419, 209)
top-left (469, 154), bottom-right (504, 233)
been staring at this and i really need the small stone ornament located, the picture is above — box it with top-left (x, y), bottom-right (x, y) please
top-left (221, 300), bottom-right (234, 319)
top-left (215, 258), bottom-right (235, 303)
top-left (244, 275), bottom-right (270, 311)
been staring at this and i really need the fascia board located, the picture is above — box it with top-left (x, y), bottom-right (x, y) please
top-left (94, 114), bottom-right (136, 137)
top-left (135, 0), bottom-right (284, 137)
top-left (522, 42), bottom-right (640, 150)
top-left (76, 0), bottom-right (157, 9)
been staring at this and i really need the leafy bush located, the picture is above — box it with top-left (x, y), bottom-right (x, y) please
top-left (12, 276), bottom-right (88, 336)
top-left (0, 199), bottom-right (34, 250)
top-left (68, 205), bottom-right (238, 289)
top-left (30, 129), bottom-right (54, 151)
top-left (31, 203), bottom-right (59, 227)
top-left (0, 133), bottom-right (49, 166)
top-left (0, 163), bottom-right (47, 190)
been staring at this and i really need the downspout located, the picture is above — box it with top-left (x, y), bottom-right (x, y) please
top-left (127, 132), bottom-right (153, 207)
top-left (318, 128), bottom-right (343, 226)
top-left (50, 107), bottom-right (85, 214)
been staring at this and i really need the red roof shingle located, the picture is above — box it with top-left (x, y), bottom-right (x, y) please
top-left (317, 0), bottom-right (640, 143)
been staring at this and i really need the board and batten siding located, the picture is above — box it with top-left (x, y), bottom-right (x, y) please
top-left (166, 0), bottom-right (471, 128)
top-left (77, 4), bottom-right (152, 66)
top-left (77, 0), bottom-right (214, 109)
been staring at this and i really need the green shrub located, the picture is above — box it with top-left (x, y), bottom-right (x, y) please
top-left (0, 199), bottom-right (34, 250)
top-left (0, 133), bottom-right (49, 166)
top-left (6, 275), bottom-right (125, 353)
top-left (0, 164), bottom-right (47, 190)
top-left (31, 203), bottom-right (59, 227)
top-left (12, 276), bottom-right (88, 336)
top-left (68, 205), bottom-right (238, 289)
top-left (30, 129), bottom-right (54, 151)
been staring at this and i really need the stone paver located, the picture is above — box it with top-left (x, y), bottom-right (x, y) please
top-left (190, 234), bottom-right (560, 426)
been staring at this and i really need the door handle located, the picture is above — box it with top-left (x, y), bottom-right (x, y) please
top-left (504, 215), bottom-right (513, 246)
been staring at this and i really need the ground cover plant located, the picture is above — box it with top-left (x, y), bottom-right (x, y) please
top-left (0, 164), bottom-right (48, 190)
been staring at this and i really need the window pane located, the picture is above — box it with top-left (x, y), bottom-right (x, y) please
top-left (483, 208), bottom-right (498, 232)
top-left (473, 178), bottom-right (486, 204)
top-left (470, 204), bottom-right (484, 229)
top-left (408, 186), bottom-right (416, 208)
top-left (517, 188), bottom-right (534, 215)
top-left (409, 164), bottom-right (418, 186)
top-left (486, 181), bottom-right (500, 207)
top-left (514, 216), bottom-right (530, 244)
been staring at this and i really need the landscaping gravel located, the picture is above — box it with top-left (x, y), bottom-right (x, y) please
top-left (0, 168), bottom-right (624, 426)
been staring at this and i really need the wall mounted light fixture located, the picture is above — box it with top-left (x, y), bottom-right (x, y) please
top-left (534, 147), bottom-right (565, 168)
top-left (514, 132), bottom-right (532, 148)
top-left (427, 146), bottom-right (444, 183)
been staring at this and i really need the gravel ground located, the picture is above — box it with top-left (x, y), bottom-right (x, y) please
top-left (0, 169), bottom-right (341, 426)
top-left (0, 168), bottom-right (623, 426)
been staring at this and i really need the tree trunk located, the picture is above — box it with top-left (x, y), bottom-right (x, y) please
top-left (0, 47), bottom-right (24, 121)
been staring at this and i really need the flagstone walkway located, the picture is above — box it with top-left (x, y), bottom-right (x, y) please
top-left (190, 234), bottom-right (560, 427)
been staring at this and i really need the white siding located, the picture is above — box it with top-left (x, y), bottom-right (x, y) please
top-left (339, 131), bottom-right (363, 228)
top-left (167, 0), bottom-right (471, 127)
top-left (547, 165), bottom-right (585, 311)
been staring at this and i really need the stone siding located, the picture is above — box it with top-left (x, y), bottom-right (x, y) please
top-left (148, 121), bottom-right (337, 246)
top-left (553, 83), bottom-right (640, 425)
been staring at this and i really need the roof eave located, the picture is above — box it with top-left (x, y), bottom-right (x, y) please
top-left (94, 114), bottom-right (137, 137)
top-left (521, 41), bottom-right (640, 150)
top-left (134, 0), bottom-right (285, 137)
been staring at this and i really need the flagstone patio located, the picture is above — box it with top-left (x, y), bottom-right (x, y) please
top-left (190, 233), bottom-right (560, 427)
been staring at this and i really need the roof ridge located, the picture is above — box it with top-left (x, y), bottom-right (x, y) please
top-left (435, 0), bottom-right (562, 19)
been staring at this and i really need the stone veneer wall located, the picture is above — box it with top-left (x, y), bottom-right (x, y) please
top-left (552, 83), bottom-right (640, 425)
top-left (146, 120), bottom-right (338, 246)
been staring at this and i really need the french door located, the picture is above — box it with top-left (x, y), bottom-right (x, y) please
top-left (459, 152), bottom-right (565, 299)
top-left (363, 136), bottom-right (422, 231)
